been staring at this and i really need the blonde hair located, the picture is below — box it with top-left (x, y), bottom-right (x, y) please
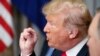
top-left (42, 0), bottom-right (92, 35)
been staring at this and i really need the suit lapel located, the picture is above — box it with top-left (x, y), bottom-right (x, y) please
top-left (77, 44), bottom-right (89, 56)
top-left (51, 49), bottom-right (63, 56)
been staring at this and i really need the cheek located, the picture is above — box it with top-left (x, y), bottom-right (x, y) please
top-left (48, 30), bottom-right (65, 46)
top-left (53, 30), bottom-right (68, 44)
top-left (48, 27), bottom-right (68, 46)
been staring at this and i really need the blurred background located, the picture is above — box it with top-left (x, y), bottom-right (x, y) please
top-left (0, 0), bottom-right (100, 56)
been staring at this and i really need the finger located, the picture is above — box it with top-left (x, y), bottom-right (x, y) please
top-left (22, 28), bottom-right (38, 44)
top-left (28, 28), bottom-right (38, 43)
top-left (27, 28), bottom-right (36, 36)
top-left (20, 32), bottom-right (26, 42)
top-left (20, 30), bottom-right (31, 43)
top-left (25, 28), bottom-right (37, 38)
top-left (19, 32), bottom-right (26, 47)
top-left (25, 28), bottom-right (38, 43)
top-left (22, 28), bottom-right (32, 38)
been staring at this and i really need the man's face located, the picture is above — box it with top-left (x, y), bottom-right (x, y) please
top-left (44, 13), bottom-right (70, 50)
top-left (87, 14), bottom-right (100, 56)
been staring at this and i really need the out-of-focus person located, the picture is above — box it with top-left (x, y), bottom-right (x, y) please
top-left (87, 7), bottom-right (100, 56)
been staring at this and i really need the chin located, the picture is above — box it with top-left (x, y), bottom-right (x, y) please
top-left (48, 42), bottom-right (56, 48)
top-left (48, 42), bottom-right (53, 47)
top-left (48, 43), bottom-right (59, 49)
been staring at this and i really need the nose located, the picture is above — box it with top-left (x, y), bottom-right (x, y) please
top-left (43, 23), bottom-right (50, 33)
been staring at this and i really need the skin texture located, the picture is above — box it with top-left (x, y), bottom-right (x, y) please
top-left (87, 13), bottom-right (100, 56)
top-left (19, 9), bottom-right (86, 56)
top-left (44, 13), bottom-right (73, 51)
top-left (19, 1), bottom-right (91, 56)
top-left (19, 13), bottom-right (70, 56)
top-left (19, 11), bottom-right (80, 56)
top-left (19, 28), bottom-right (37, 56)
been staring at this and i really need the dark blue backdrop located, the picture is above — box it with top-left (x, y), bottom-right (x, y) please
top-left (11, 0), bottom-right (50, 32)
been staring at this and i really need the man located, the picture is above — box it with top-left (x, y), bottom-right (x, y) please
top-left (87, 8), bottom-right (100, 56)
top-left (19, 0), bottom-right (92, 56)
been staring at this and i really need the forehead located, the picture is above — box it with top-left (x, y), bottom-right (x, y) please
top-left (45, 12), bottom-right (66, 21)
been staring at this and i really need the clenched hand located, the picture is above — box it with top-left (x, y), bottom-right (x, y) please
top-left (19, 28), bottom-right (37, 56)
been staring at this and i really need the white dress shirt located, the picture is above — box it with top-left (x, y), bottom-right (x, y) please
top-left (66, 37), bottom-right (88, 56)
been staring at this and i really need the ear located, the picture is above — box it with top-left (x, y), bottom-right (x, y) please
top-left (69, 28), bottom-right (78, 39)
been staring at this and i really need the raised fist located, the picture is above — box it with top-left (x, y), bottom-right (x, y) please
top-left (19, 28), bottom-right (37, 56)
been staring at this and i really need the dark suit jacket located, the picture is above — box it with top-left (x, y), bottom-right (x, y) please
top-left (29, 44), bottom-right (89, 56)
top-left (77, 44), bottom-right (89, 56)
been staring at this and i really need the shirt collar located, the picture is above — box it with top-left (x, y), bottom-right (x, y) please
top-left (66, 37), bottom-right (88, 56)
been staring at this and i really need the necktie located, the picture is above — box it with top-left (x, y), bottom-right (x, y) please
top-left (61, 52), bottom-right (67, 56)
